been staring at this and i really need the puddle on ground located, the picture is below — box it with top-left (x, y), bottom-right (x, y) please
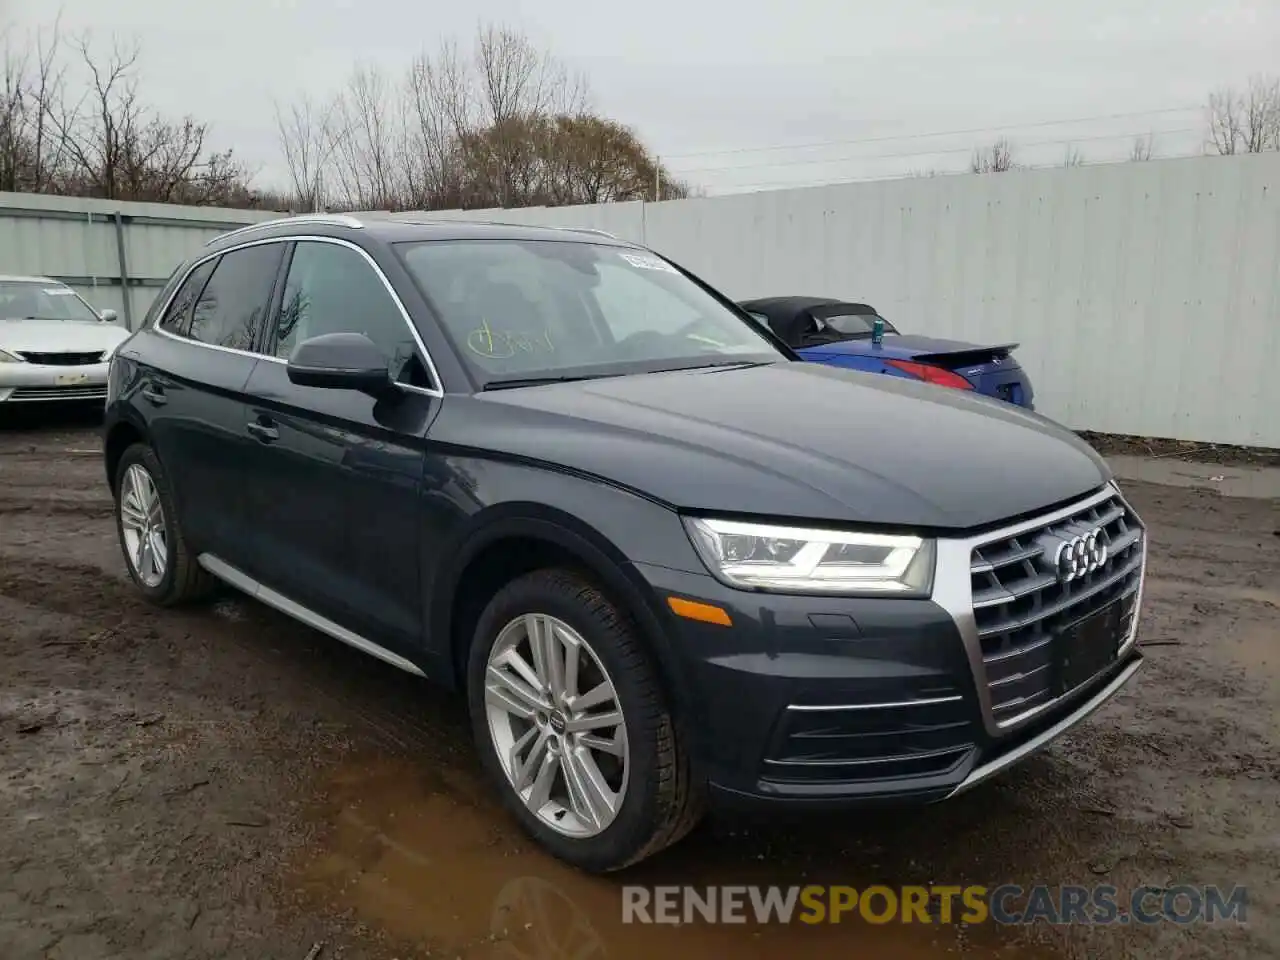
top-left (295, 759), bottom-right (1044, 959)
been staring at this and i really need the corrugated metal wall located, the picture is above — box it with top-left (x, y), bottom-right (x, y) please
top-left (3, 152), bottom-right (1278, 446)
top-left (435, 154), bottom-right (1280, 448)
top-left (0, 192), bottom-right (277, 330)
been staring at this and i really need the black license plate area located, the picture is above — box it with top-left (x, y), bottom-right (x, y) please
top-left (1054, 601), bottom-right (1124, 695)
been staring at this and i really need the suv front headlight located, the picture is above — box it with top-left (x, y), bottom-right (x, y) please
top-left (683, 516), bottom-right (935, 596)
top-left (0, 349), bottom-right (21, 363)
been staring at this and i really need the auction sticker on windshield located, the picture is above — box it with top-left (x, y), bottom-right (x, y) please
top-left (618, 252), bottom-right (679, 274)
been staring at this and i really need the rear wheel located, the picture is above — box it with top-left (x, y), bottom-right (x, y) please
top-left (114, 443), bottom-right (216, 605)
top-left (467, 568), bottom-right (703, 872)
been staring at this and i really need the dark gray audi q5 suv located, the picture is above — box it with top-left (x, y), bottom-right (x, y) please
top-left (102, 213), bottom-right (1147, 872)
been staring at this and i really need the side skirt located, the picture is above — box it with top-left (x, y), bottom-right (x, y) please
top-left (197, 553), bottom-right (427, 678)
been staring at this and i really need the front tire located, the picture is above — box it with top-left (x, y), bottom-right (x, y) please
top-left (113, 443), bottom-right (215, 606)
top-left (467, 569), bottom-right (703, 872)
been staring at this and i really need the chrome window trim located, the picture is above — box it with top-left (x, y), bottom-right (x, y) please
top-left (931, 482), bottom-right (1147, 738)
top-left (151, 234), bottom-right (444, 398)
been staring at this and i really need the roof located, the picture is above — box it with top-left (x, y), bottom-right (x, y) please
top-left (737, 295), bottom-right (882, 346)
top-left (738, 296), bottom-right (872, 319)
top-left (0, 274), bottom-right (58, 284)
top-left (204, 212), bottom-right (636, 252)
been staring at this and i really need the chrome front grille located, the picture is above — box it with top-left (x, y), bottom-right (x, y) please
top-left (969, 491), bottom-right (1144, 726)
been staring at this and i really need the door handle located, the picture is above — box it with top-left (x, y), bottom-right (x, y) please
top-left (246, 420), bottom-right (279, 443)
top-left (140, 386), bottom-right (166, 406)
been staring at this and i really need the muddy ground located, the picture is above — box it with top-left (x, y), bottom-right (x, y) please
top-left (1078, 431), bottom-right (1280, 469)
top-left (1, 408), bottom-right (1277, 960)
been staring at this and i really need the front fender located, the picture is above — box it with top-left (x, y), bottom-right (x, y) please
top-left (419, 453), bottom-right (706, 719)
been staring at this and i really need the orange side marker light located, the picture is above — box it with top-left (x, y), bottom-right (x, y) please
top-left (667, 596), bottom-right (733, 627)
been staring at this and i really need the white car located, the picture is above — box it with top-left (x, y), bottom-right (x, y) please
top-left (0, 275), bottom-right (128, 405)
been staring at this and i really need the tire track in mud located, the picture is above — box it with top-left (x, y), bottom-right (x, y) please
top-left (0, 500), bottom-right (113, 518)
top-left (0, 551), bottom-right (471, 766)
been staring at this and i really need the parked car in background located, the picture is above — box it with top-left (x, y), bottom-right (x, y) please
top-left (0, 275), bottom-right (124, 406)
top-left (739, 295), bottom-right (1035, 409)
top-left (103, 215), bottom-right (1144, 873)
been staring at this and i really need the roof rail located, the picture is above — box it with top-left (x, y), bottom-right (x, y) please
top-left (205, 213), bottom-right (364, 246)
top-left (556, 226), bottom-right (619, 240)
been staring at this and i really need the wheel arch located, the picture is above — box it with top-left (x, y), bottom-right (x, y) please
top-left (103, 414), bottom-right (150, 493)
top-left (432, 505), bottom-right (693, 718)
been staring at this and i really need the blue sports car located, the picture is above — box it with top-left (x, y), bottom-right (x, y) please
top-left (739, 296), bottom-right (1035, 410)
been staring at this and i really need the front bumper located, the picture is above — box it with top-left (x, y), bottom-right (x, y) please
top-left (0, 361), bottom-right (110, 402)
top-left (633, 483), bottom-right (1146, 811)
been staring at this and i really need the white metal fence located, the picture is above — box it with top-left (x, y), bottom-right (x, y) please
top-left (0, 192), bottom-right (276, 330)
top-left (3, 152), bottom-right (1278, 447)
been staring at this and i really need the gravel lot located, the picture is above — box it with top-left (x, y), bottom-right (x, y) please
top-left (2, 409), bottom-right (1277, 960)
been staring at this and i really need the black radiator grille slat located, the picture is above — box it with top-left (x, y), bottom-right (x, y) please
top-left (16, 350), bottom-right (105, 366)
top-left (970, 493), bottom-right (1143, 723)
top-left (763, 690), bottom-right (974, 784)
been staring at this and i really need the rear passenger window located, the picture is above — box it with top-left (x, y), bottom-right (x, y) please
top-left (188, 245), bottom-right (284, 352)
top-left (274, 240), bottom-right (431, 387)
top-left (157, 260), bottom-right (215, 337)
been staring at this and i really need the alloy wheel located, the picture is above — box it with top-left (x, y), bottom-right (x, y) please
top-left (119, 463), bottom-right (168, 588)
top-left (484, 613), bottom-right (629, 838)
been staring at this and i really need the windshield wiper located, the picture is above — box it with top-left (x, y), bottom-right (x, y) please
top-left (654, 360), bottom-right (774, 374)
top-left (481, 373), bottom-right (619, 391)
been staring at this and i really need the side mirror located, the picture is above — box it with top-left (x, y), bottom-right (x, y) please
top-left (286, 332), bottom-right (395, 397)
top-left (100, 308), bottom-right (118, 323)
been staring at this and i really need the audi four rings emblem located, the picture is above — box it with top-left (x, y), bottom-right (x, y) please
top-left (1054, 528), bottom-right (1108, 582)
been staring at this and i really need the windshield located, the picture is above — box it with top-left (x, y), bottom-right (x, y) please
top-left (0, 281), bottom-right (102, 323)
top-left (397, 240), bottom-right (784, 386)
top-left (814, 312), bottom-right (899, 338)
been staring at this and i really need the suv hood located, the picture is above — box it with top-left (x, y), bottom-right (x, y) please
top-left (0, 317), bottom-right (128, 354)
top-left (453, 362), bottom-right (1110, 531)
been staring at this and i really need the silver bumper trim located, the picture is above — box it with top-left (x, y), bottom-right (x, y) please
top-left (944, 654), bottom-right (1143, 799)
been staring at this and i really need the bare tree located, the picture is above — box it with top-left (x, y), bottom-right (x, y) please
top-left (0, 29), bottom-right (31, 191)
top-left (274, 94), bottom-right (335, 211)
top-left (1061, 145), bottom-right (1084, 167)
top-left (1129, 134), bottom-right (1154, 162)
top-left (275, 22), bottom-right (682, 212)
top-left (48, 35), bottom-right (146, 199)
top-left (970, 137), bottom-right (1017, 173)
top-left (402, 39), bottom-right (475, 209)
top-left (470, 25), bottom-right (588, 207)
top-left (1, 14), bottom-right (71, 193)
top-left (328, 64), bottom-right (406, 209)
top-left (1207, 76), bottom-right (1280, 155)
top-left (2, 15), bottom-right (273, 208)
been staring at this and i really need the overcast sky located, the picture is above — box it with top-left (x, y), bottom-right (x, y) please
top-left (5, 0), bottom-right (1279, 194)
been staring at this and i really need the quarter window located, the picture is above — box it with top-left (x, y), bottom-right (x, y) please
top-left (157, 260), bottom-right (216, 337)
top-left (188, 245), bottom-right (285, 352)
top-left (274, 241), bottom-right (430, 387)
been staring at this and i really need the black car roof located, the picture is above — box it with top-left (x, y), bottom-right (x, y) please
top-left (203, 212), bottom-right (637, 254)
top-left (738, 296), bottom-right (877, 319)
top-left (738, 296), bottom-right (881, 345)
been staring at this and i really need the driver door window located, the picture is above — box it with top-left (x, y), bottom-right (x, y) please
top-left (273, 241), bottom-right (432, 388)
